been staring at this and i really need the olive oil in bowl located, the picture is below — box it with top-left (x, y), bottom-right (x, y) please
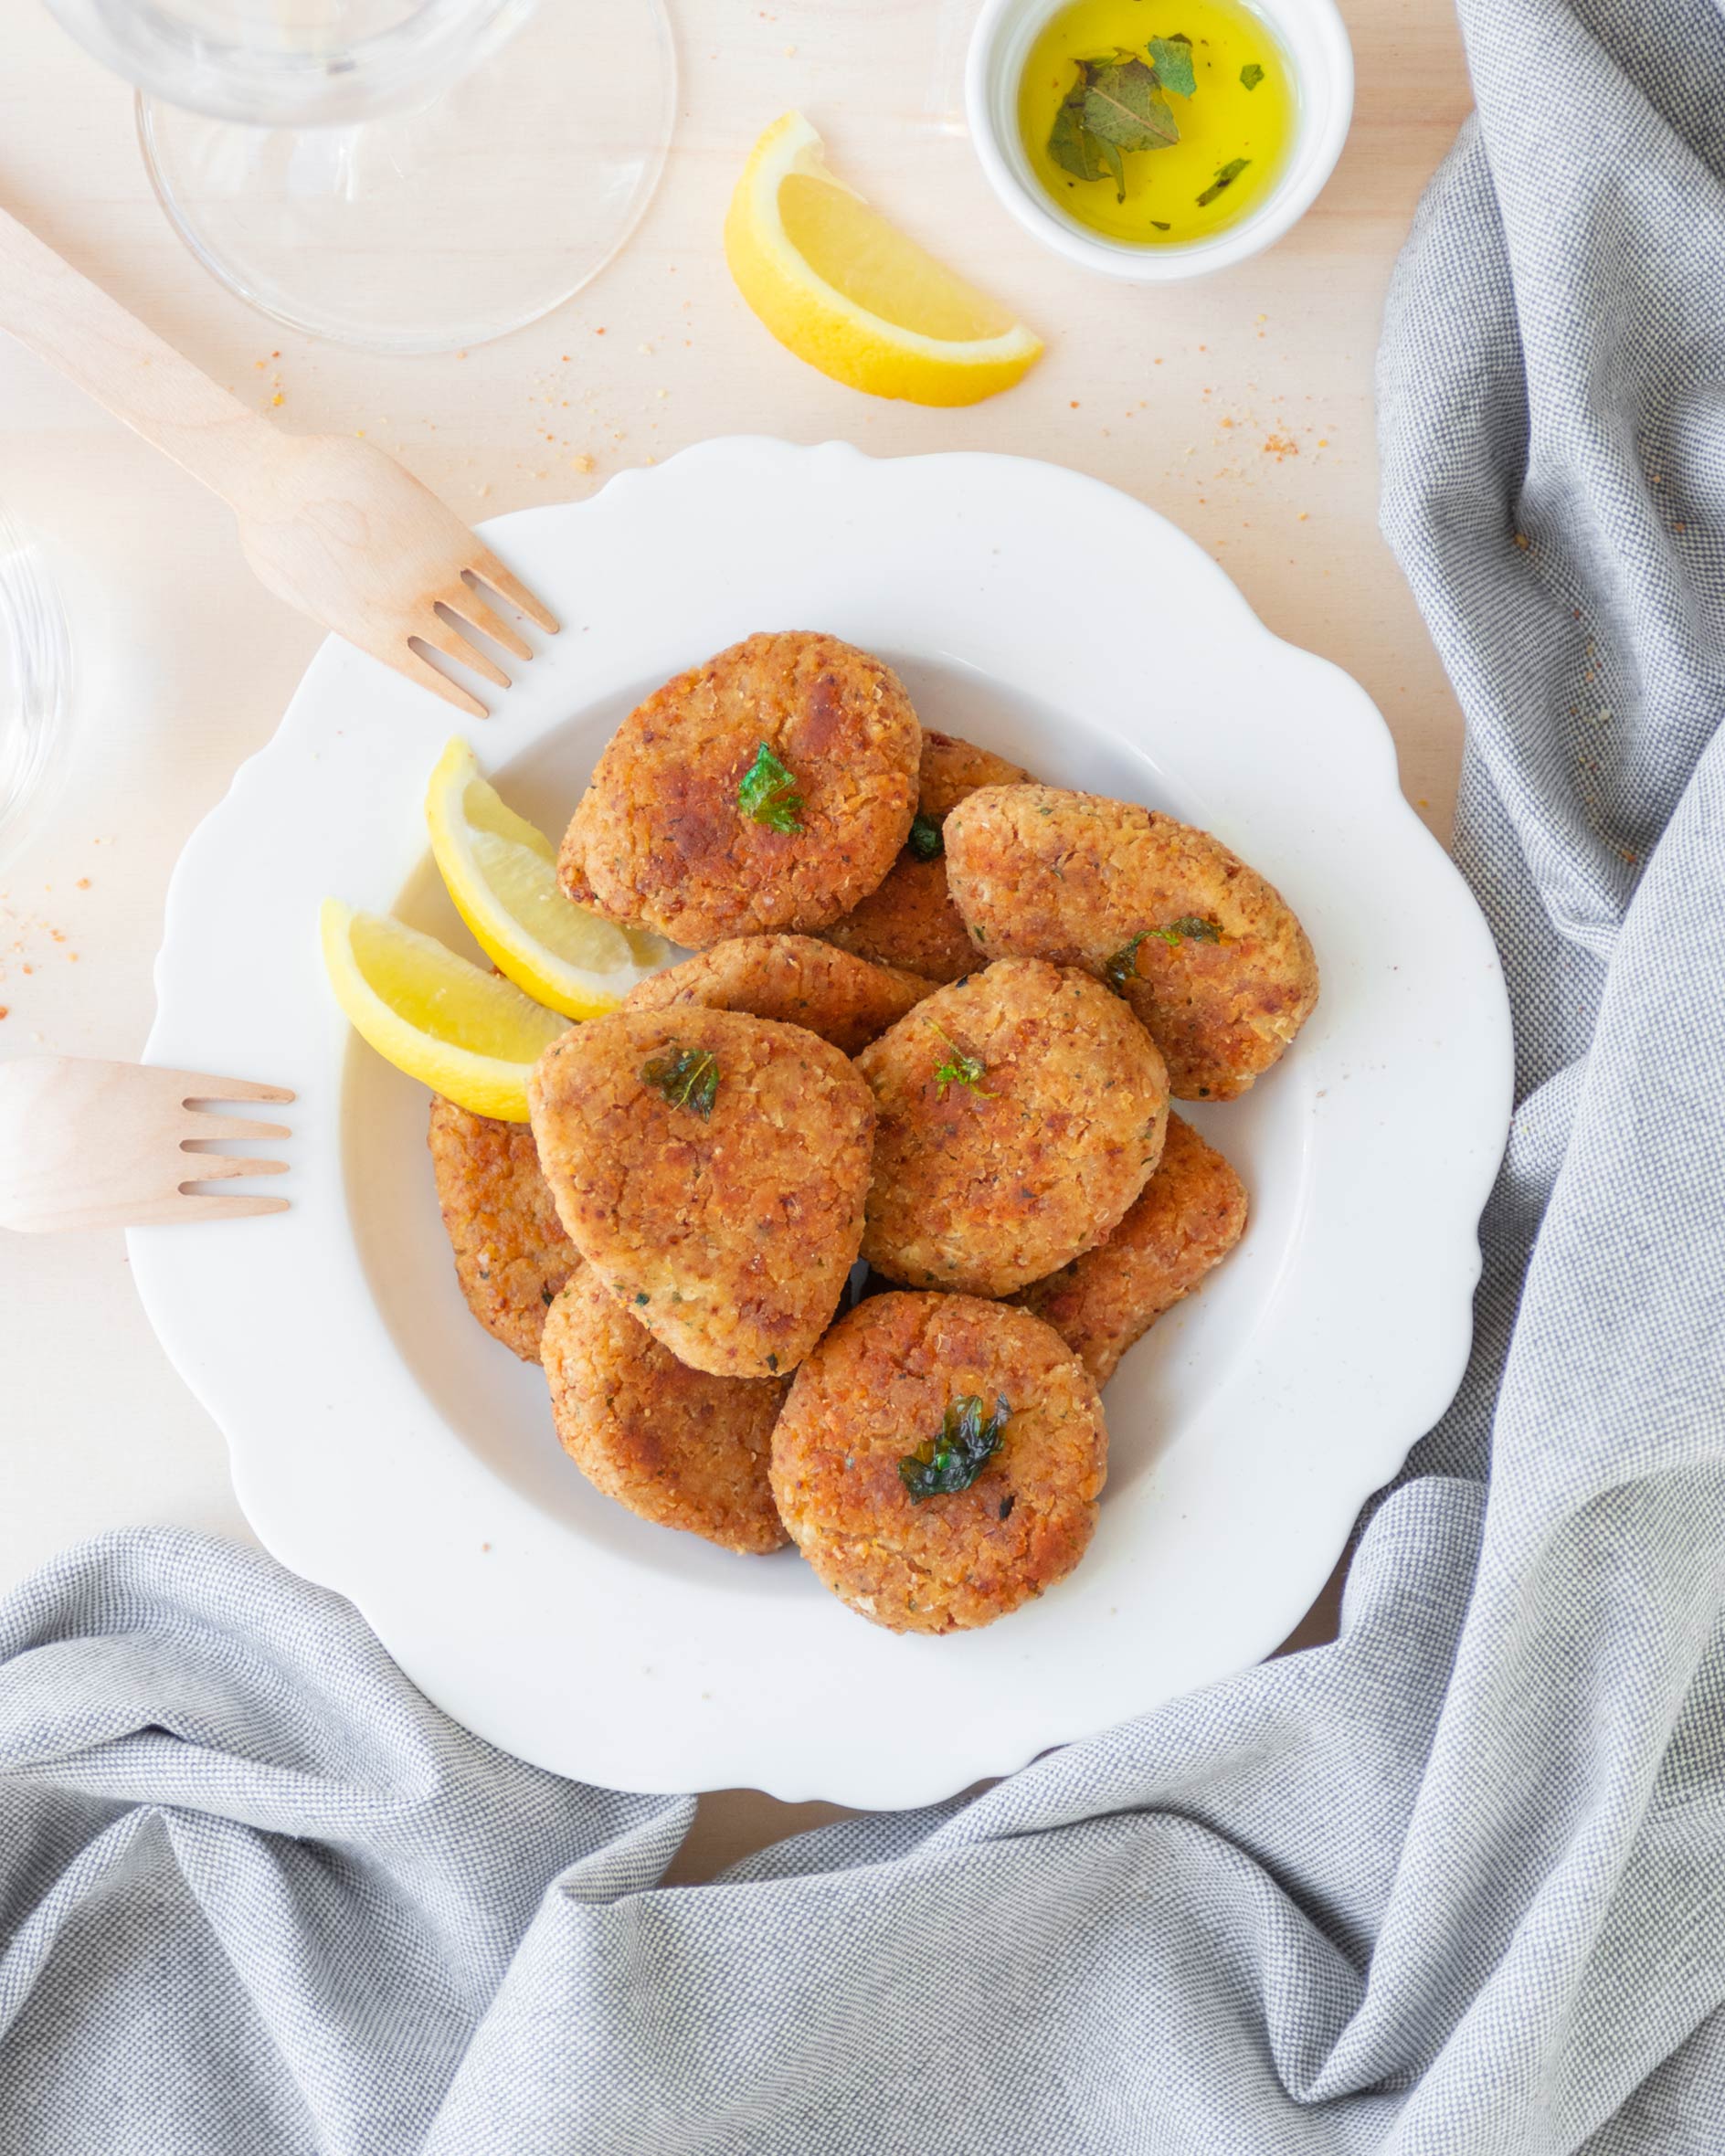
top-left (1017, 0), bottom-right (1296, 247)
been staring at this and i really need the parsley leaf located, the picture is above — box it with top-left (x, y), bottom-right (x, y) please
top-left (1152, 914), bottom-right (1224, 946)
top-left (907, 811), bottom-right (944, 862)
top-left (737, 741), bottom-right (804, 833)
top-left (926, 1019), bottom-right (991, 1098)
top-left (899, 1394), bottom-right (1012, 1501)
top-left (1240, 61), bottom-right (1265, 89)
top-left (640, 1046), bottom-right (720, 1117)
top-left (1197, 158), bottom-right (1251, 206)
top-left (1107, 918), bottom-right (1222, 990)
top-left (1104, 931), bottom-right (1149, 995)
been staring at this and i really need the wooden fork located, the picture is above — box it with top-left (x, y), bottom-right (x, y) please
top-left (0, 206), bottom-right (557, 718)
top-left (0, 1058), bottom-right (293, 1232)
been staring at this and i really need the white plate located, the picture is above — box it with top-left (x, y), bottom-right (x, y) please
top-left (133, 439), bottom-right (1510, 1809)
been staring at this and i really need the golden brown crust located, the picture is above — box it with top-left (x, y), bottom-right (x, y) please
top-left (944, 784), bottom-right (1319, 1101)
top-left (820, 852), bottom-right (978, 984)
top-left (771, 1292), bottom-right (1106, 1634)
top-left (427, 1096), bottom-right (580, 1362)
top-left (822, 729), bottom-right (1032, 985)
top-left (542, 1271), bottom-right (789, 1554)
top-left (622, 935), bottom-right (931, 1055)
top-left (854, 957), bottom-right (1169, 1297)
top-left (556, 631), bottom-right (921, 946)
top-left (1012, 1113), bottom-right (1248, 1385)
top-left (556, 805), bottom-right (599, 907)
top-left (528, 1008), bottom-right (875, 1378)
top-left (916, 729), bottom-right (1031, 819)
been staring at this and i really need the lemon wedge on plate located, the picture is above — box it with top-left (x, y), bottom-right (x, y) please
top-left (725, 111), bottom-right (1042, 407)
top-left (321, 900), bottom-right (568, 1122)
top-left (424, 738), bottom-right (668, 1019)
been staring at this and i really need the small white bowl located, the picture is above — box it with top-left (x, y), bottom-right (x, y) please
top-left (966, 0), bottom-right (1354, 281)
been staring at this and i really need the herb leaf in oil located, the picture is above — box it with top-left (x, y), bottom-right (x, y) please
top-left (1148, 35), bottom-right (1197, 99)
top-left (641, 1045), bottom-right (720, 1117)
top-left (1048, 48), bottom-right (1184, 204)
top-left (1240, 61), bottom-right (1265, 90)
top-left (1083, 57), bottom-right (1180, 153)
top-left (737, 741), bottom-right (804, 833)
top-left (907, 810), bottom-right (945, 862)
top-left (1049, 89), bottom-right (1110, 185)
top-left (899, 1394), bottom-right (1012, 1501)
top-left (1197, 157), bottom-right (1251, 206)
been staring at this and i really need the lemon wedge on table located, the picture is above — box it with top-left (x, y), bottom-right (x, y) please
top-left (725, 111), bottom-right (1042, 407)
top-left (424, 738), bottom-right (668, 1020)
top-left (321, 901), bottom-right (567, 1123)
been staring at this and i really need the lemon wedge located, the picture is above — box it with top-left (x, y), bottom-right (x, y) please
top-left (321, 900), bottom-right (568, 1121)
top-left (424, 738), bottom-right (668, 1019)
top-left (725, 111), bottom-right (1042, 407)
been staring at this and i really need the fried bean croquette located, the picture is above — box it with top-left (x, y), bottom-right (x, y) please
top-left (820, 854), bottom-right (975, 984)
top-left (528, 1008), bottom-right (875, 1378)
top-left (623, 935), bottom-right (930, 1055)
top-left (855, 957), bottom-right (1169, 1297)
top-left (427, 1096), bottom-right (581, 1362)
top-left (771, 1292), bottom-right (1106, 1634)
top-left (542, 1271), bottom-right (789, 1553)
top-left (1012, 1113), bottom-right (1247, 1385)
top-left (557, 631), bottom-right (921, 946)
top-left (918, 729), bottom-right (1032, 819)
top-left (823, 729), bottom-right (1032, 984)
top-left (944, 784), bottom-right (1319, 1100)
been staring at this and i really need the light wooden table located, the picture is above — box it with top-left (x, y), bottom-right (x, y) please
top-left (0, 0), bottom-right (1470, 1877)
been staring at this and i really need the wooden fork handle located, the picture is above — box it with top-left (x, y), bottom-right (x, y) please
top-left (0, 206), bottom-right (286, 505)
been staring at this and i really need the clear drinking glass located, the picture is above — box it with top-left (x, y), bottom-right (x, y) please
top-left (40, 0), bottom-right (676, 354)
top-left (0, 502), bottom-right (73, 872)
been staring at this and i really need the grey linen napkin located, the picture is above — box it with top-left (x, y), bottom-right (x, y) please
top-left (9, 0), bottom-right (1725, 2140)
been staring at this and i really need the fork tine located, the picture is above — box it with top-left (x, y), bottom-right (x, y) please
top-left (448, 579), bottom-right (533, 662)
top-left (180, 1113), bottom-right (292, 1143)
top-left (468, 551), bottom-right (560, 635)
top-left (168, 1073), bottom-right (294, 1106)
top-left (179, 1154), bottom-right (290, 1182)
top-left (402, 641), bottom-right (489, 719)
top-left (175, 1189), bottom-right (293, 1222)
top-left (420, 617), bottom-right (510, 691)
